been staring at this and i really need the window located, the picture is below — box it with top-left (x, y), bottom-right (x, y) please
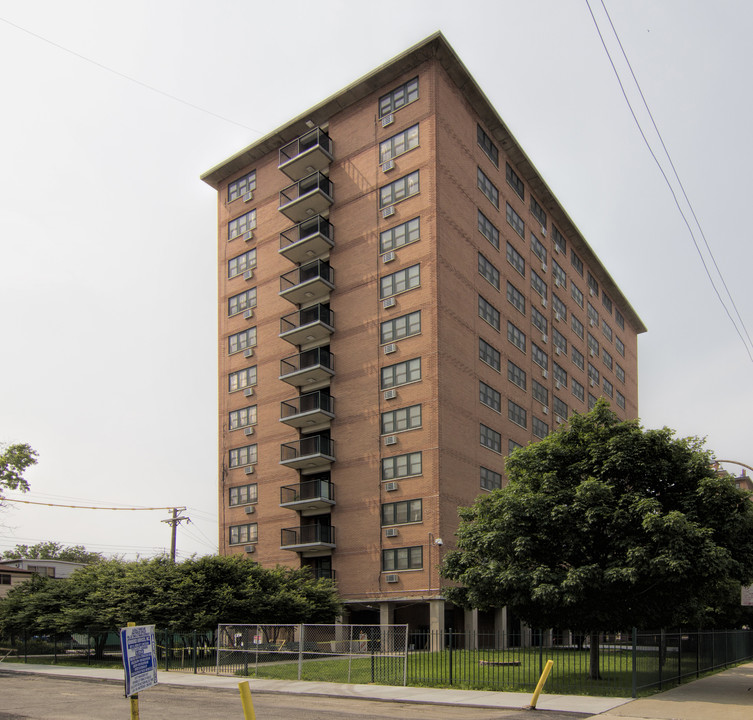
top-left (571, 314), bottom-right (584, 339)
top-left (382, 546), bottom-right (422, 571)
top-left (553, 362), bottom-right (567, 387)
top-left (602, 348), bottom-right (613, 371)
top-left (229, 523), bottom-right (257, 545)
top-left (380, 124), bottom-right (419, 162)
top-left (508, 439), bottom-right (523, 454)
top-left (382, 499), bottom-right (422, 525)
top-left (480, 338), bottom-right (501, 371)
top-left (571, 250), bottom-right (583, 276)
top-left (616, 364), bottom-right (625, 383)
top-left (508, 321), bottom-right (526, 352)
top-left (588, 363), bottom-right (600, 386)
top-left (228, 288), bottom-right (257, 316)
top-left (479, 253), bottom-right (500, 290)
top-left (602, 293), bottom-right (613, 315)
top-left (382, 451), bottom-right (422, 480)
top-left (532, 417), bottom-right (549, 439)
top-left (530, 196), bottom-right (547, 229)
top-left (380, 77), bottom-right (418, 117)
top-left (603, 378), bottom-right (614, 398)
top-left (479, 381), bottom-right (501, 413)
top-left (229, 444), bottom-right (257, 468)
top-left (480, 467), bottom-right (502, 491)
top-left (228, 249), bottom-right (257, 278)
top-left (532, 343), bottom-right (548, 371)
top-left (228, 327), bottom-right (256, 355)
top-left (531, 307), bottom-right (547, 336)
top-left (480, 423), bottom-right (502, 452)
top-left (587, 332), bottom-right (599, 358)
top-left (552, 259), bottom-right (566, 287)
top-left (381, 311), bottom-right (421, 343)
top-left (552, 226), bottom-right (566, 254)
top-left (615, 309), bottom-right (625, 330)
top-left (0, 573), bottom-right (10, 585)
top-left (587, 302), bottom-right (599, 327)
top-left (229, 483), bottom-right (257, 506)
top-left (381, 358), bottom-right (421, 389)
top-left (381, 264), bottom-right (420, 298)
top-left (380, 171), bottom-right (420, 207)
top-left (229, 406), bottom-right (257, 430)
top-left (478, 211), bottom-right (500, 249)
top-left (616, 390), bottom-right (626, 409)
top-left (508, 400), bottom-right (527, 428)
top-left (506, 163), bottom-right (524, 200)
top-left (479, 295), bottom-right (500, 330)
top-left (553, 397), bottom-right (568, 419)
top-left (229, 209), bottom-right (256, 240)
top-left (506, 242), bottom-right (525, 276)
top-left (531, 233), bottom-right (547, 264)
top-left (602, 320), bottom-right (613, 343)
top-left (572, 378), bottom-right (585, 402)
top-left (478, 125), bottom-right (499, 167)
top-left (587, 271), bottom-right (599, 296)
top-left (507, 281), bottom-right (525, 315)
top-left (571, 282), bottom-right (584, 308)
top-left (477, 168), bottom-right (499, 208)
top-left (381, 404), bottom-right (422, 434)
top-left (553, 294), bottom-right (567, 321)
top-left (506, 203), bottom-right (525, 238)
top-left (380, 217), bottom-right (420, 253)
top-left (532, 379), bottom-right (548, 406)
top-left (228, 171), bottom-right (257, 203)
top-left (531, 269), bottom-right (547, 300)
top-left (572, 347), bottom-right (585, 371)
top-left (553, 328), bottom-right (567, 354)
top-left (616, 337), bottom-right (625, 357)
top-left (508, 360), bottom-right (526, 390)
top-left (229, 366), bottom-right (257, 393)
top-left (588, 393), bottom-right (598, 410)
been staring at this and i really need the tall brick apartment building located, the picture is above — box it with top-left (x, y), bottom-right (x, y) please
top-left (201, 33), bottom-right (645, 637)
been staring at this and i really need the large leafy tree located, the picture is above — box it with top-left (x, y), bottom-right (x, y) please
top-left (0, 443), bottom-right (37, 503)
top-left (2, 541), bottom-right (103, 563)
top-left (441, 401), bottom-right (753, 678)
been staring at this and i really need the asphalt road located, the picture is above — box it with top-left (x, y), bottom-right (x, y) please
top-left (0, 673), bottom-right (590, 720)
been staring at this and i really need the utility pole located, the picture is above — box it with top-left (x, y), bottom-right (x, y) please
top-left (161, 507), bottom-right (189, 562)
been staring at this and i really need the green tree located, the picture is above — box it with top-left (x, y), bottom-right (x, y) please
top-left (2, 541), bottom-right (103, 563)
top-left (441, 401), bottom-right (753, 679)
top-left (0, 443), bottom-right (37, 501)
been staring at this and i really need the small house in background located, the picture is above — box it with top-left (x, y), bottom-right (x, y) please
top-left (0, 566), bottom-right (35, 599)
top-left (0, 558), bottom-right (86, 582)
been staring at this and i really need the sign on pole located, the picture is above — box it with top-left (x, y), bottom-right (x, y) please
top-left (120, 624), bottom-right (158, 697)
top-left (741, 586), bottom-right (753, 606)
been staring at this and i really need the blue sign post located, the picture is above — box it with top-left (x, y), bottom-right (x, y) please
top-left (120, 624), bottom-right (158, 698)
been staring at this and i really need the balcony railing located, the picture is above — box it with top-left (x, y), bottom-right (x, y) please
top-left (280, 478), bottom-right (335, 514)
top-left (280, 524), bottom-right (336, 551)
top-left (279, 260), bottom-right (334, 306)
top-left (280, 304), bottom-right (334, 346)
top-left (309, 567), bottom-right (336, 580)
top-left (279, 172), bottom-right (334, 223)
top-left (278, 128), bottom-right (333, 181)
top-left (279, 215), bottom-right (334, 264)
top-left (279, 347), bottom-right (334, 387)
top-left (280, 434), bottom-right (335, 470)
top-left (280, 391), bottom-right (335, 428)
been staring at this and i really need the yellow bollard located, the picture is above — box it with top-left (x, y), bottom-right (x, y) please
top-left (127, 622), bottom-right (140, 720)
top-left (238, 680), bottom-right (257, 720)
top-left (528, 659), bottom-right (554, 709)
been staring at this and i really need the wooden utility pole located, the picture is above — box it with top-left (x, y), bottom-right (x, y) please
top-left (161, 507), bottom-right (189, 562)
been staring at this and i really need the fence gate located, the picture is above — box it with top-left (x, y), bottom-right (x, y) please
top-left (217, 623), bottom-right (408, 685)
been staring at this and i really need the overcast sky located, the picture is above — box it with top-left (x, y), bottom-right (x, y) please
top-left (1, 1), bottom-right (751, 560)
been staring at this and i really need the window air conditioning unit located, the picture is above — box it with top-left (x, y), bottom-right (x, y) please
top-left (384, 389), bottom-right (397, 401)
top-left (555, 312), bottom-right (562, 322)
top-left (243, 270), bottom-right (254, 281)
top-left (542, 406), bottom-right (549, 415)
top-left (590, 379), bottom-right (596, 387)
top-left (384, 343), bottom-right (397, 354)
top-left (542, 369), bottom-right (548, 379)
top-left (244, 506), bottom-right (255, 515)
top-left (590, 319), bottom-right (596, 327)
top-left (243, 191), bottom-right (254, 202)
top-left (556, 415), bottom-right (564, 425)
top-left (590, 349), bottom-right (596, 357)
top-left (542, 334), bottom-right (548, 343)
top-left (541, 227), bottom-right (547, 237)
top-left (244, 466), bottom-right (255, 475)
top-left (590, 287), bottom-right (596, 296)
top-left (382, 206), bottom-right (395, 218)
top-left (242, 231), bottom-right (254, 242)
top-left (381, 113), bottom-right (394, 127)
top-left (243, 427), bottom-right (254, 436)
top-left (382, 160), bottom-right (395, 173)
top-left (385, 481), bottom-right (399, 492)
top-left (555, 244), bottom-right (563, 254)
top-left (385, 527), bottom-right (399, 537)
top-left (243, 388), bottom-right (254, 397)
top-left (555, 347), bottom-right (562, 356)
top-left (382, 251), bottom-right (396, 263)
top-left (384, 436), bottom-right (397, 447)
top-left (541, 298), bottom-right (547, 308)
top-left (555, 279), bottom-right (562, 288)
top-left (541, 263), bottom-right (547, 272)
top-left (244, 348), bottom-right (254, 358)
top-left (244, 545), bottom-right (255, 553)
top-left (383, 297), bottom-right (396, 309)
top-left (385, 574), bottom-right (399, 583)
top-left (243, 309), bottom-right (254, 320)
top-left (555, 381), bottom-right (562, 390)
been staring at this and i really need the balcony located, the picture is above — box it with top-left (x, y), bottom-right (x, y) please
top-left (279, 215), bottom-right (334, 265)
top-left (280, 478), bottom-right (335, 515)
top-left (280, 347), bottom-right (335, 388)
top-left (280, 434), bottom-right (335, 470)
top-left (280, 391), bottom-right (334, 429)
top-left (310, 567), bottom-right (336, 580)
top-left (279, 260), bottom-right (335, 306)
top-left (278, 128), bottom-right (333, 181)
top-left (280, 304), bottom-right (334, 347)
top-left (280, 524), bottom-right (336, 553)
top-left (279, 172), bottom-right (334, 224)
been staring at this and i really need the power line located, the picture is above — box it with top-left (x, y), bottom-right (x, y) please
top-left (4, 498), bottom-right (181, 511)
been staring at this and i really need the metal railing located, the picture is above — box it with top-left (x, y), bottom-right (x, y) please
top-left (279, 215), bottom-right (334, 251)
top-left (280, 347), bottom-right (334, 377)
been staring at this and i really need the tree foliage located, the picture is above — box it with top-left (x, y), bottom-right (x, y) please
top-left (2, 541), bottom-right (103, 564)
top-left (0, 555), bottom-right (341, 636)
top-left (442, 401), bottom-right (753, 638)
top-left (0, 443), bottom-right (37, 500)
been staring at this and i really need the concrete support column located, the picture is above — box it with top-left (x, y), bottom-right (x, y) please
top-left (429, 599), bottom-right (445, 652)
top-left (521, 622), bottom-right (532, 648)
top-left (494, 606), bottom-right (508, 648)
top-left (464, 608), bottom-right (479, 650)
top-left (379, 602), bottom-right (395, 651)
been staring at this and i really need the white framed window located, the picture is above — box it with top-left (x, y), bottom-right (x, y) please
top-left (228, 366), bottom-right (256, 393)
top-left (228, 249), bottom-right (257, 279)
top-left (228, 288), bottom-right (257, 316)
top-left (229, 444), bottom-right (257, 468)
top-left (380, 217), bottom-right (420, 253)
top-left (229, 523), bottom-right (257, 545)
top-left (229, 406), bottom-right (257, 430)
top-left (380, 171), bottom-right (419, 207)
top-left (229, 483), bottom-right (257, 506)
top-left (381, 264), bottom-right (420, 298)
top-left (380, 124), bottom-right (419, 162)
top-left (228, 209), bottom-right (256, 240)
top-left (228, 327), bottom-right (256, 355)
